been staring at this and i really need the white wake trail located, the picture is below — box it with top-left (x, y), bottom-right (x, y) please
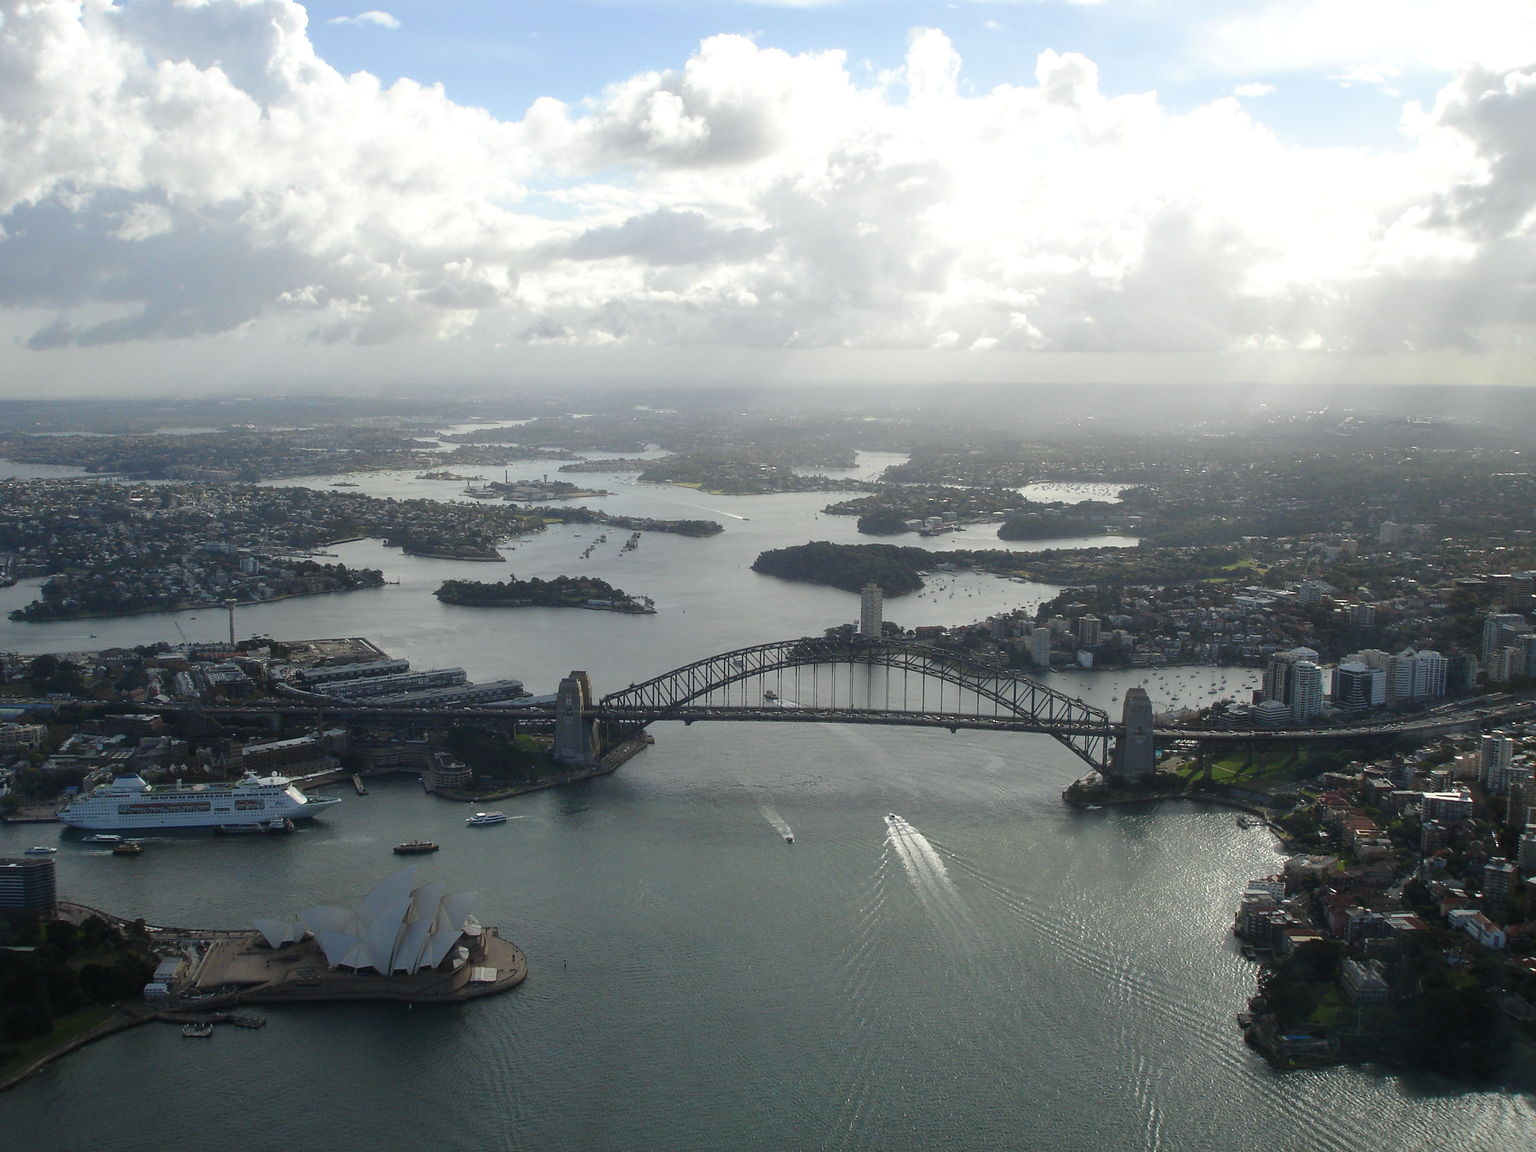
top-left (758, 802), bottom-right (793, 842)
top-left (883, 815), bottom-right (983, 950)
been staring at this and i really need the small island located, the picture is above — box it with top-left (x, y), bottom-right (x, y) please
top-left (491, 478), bottom-right (609, 502)
top-left (750, 542), bottom-right (929, 596)
top-left (434, 573), bottom-right (656, 613)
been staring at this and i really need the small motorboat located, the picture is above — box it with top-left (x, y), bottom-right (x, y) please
top-left (784, 834), bottom-right (794, 844)
top-left (394, 840), bottom-right (441, 854)
top-left (763, 690), bottom-right (779, 702)
top-left (466, 811), bottom-right (508, 827)
top-left (24, 845), bottom-right (57, 855)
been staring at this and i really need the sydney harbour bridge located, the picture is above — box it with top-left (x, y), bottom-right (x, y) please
top-left (180, 635), bottom-right (1536, 781)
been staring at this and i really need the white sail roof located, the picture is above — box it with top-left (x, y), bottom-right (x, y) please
top-left (283, 868), bottom-right (481, 975)
top-left (253, 918), bottom-right (303, 950)
top-left (359, 865), bottom-right (419, 921)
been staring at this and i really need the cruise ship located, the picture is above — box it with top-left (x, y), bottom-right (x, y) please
top-left (57, 772), bottom-right (342, 831)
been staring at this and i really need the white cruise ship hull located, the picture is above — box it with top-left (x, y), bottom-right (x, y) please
top-left (58, 773), bottom-right (342, 831)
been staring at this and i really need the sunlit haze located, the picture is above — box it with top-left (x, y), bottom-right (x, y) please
top-left (0, 0), bottom-right (1532, 394)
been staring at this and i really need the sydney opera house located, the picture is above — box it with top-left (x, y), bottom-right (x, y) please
top-left (254, 865), bottom-right (481, 975)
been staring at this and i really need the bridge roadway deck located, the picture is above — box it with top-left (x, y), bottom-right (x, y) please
top-left (168, 697), bottom-right (1536, 743)
top-left (605, 705), bottom-right (1112, 736)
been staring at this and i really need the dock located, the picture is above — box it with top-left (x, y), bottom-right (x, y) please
top-left (155, 1011), bottom-right (267, 1029)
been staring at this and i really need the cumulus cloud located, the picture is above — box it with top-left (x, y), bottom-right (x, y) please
top-left (1198, 0), bottom-right (1536, 81)
top-left (329, 11), bottom-right (400, 30)
top-left (0, 0), bottom-right (1531, 377)
top-left (1426, 66), bottom-right (1536, 237)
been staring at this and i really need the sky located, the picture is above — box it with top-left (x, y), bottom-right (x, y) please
top-left (0, 0), bottom-right (1533, 396)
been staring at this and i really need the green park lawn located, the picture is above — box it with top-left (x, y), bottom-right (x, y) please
top-left (1176, 747), bottom-right (1321, 789)
top-left (0, 1006), bottom-right (115, 1078)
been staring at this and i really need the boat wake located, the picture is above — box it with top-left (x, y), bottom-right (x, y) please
top-left (757, 802), bottom-right (794, 843)
top-left (882, 814), bottom-right (983, 951)
top-left (635, 487), bottom-right (749, 520)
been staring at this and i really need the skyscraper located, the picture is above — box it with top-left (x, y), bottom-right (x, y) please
top-left (1077, 614), bottom-right (1101, 647)
top-left (1262, 647), bottom-right (1319, 707)
top-left (1482, 612), bottom-right (1530, 661)
top-left (1515, 633), bottom-right (1536, 678)
top-left (1290, 661), bottom-right (1325, 723)
top-left (0, 856), bottom-right (57, 921)
top-left (1480, 734), bottom-right (1514, 789)
top-left (1410, 650), bottom-right (1447, 698)
top-left (1332, 661), bottom-right (1380, 712)
top-left (1519, 827), bottom-right (1536, 874)
top-left (859, 583), bottom-right (883, 638)
top-left (1483, 858), bottom-right (1516, 912)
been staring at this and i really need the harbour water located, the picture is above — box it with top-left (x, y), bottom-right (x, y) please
top-left (0, 459), bottom-right (1530, 1148)
top-left (0, 453), bottom-right (1136, 688)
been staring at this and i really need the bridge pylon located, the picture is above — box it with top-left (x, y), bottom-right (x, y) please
top-left (1110, 687), bottom-right (1156, 783)
top-left (553, 671), bottom-right (600, 766)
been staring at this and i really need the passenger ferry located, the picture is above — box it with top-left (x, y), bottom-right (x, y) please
top-left (393, 839), bottom-right (441, 854)
top-left (57, 772), bottom-right (342, 831)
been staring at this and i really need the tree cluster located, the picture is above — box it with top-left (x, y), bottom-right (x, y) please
top-left (0, 916), bottom-right (153, 1056)
top-left (750, 542), bottom-right (928, 596)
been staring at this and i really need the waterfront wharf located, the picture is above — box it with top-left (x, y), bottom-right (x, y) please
top-left (154, 1011), bottom-right (267, 1029)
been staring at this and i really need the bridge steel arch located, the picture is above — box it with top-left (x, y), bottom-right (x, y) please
top-left (597, 636), bottom-right (1114, 770)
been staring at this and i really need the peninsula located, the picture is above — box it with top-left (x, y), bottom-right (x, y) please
top-left (0, 875), bottom-right (526, 1094)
